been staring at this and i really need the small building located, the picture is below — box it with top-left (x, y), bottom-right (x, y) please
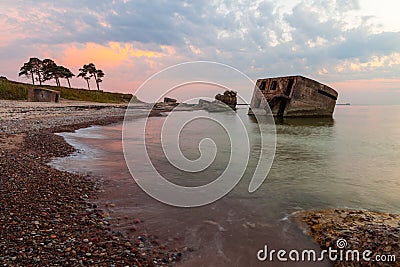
top-left (27, 88), bottom-right (60, 102)
top-left (249, 76), bottom-right (338, 117)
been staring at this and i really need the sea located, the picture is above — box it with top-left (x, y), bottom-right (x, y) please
top-left (51, 105), bottom-right (400, 266)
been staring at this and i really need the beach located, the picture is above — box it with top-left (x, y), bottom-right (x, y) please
top-left (0, 100), bottom-right (138, 134)
top-left (0, 100), bottom-right (182, 266)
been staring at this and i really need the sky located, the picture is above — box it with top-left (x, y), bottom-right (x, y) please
top-left (0, 0), bottom-right (399, 104)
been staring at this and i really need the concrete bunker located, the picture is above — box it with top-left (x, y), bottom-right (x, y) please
top-left (249, 76), bottom-right (338, 117)
top-left (27, 88), bottom-right (60, 102)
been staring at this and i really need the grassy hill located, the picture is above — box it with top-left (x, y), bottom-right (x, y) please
top-left (0, 77), bottom-right (141, 104)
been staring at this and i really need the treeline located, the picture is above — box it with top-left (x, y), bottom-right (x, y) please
top-left (19, 58), bottom-right (105, 91)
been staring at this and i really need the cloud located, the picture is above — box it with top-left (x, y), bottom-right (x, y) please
top-left (0, 0), bottom-right (399, 103)
top-left (60, 42), bottom-right (171, 68)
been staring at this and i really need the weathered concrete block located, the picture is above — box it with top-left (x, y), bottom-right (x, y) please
top-left (249, 76), bottom-right (338, 117)
top-left (27, 88), bottom-right (60, 102)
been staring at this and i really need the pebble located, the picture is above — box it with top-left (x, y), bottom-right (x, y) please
top-left (384, 245), bottom-right (392, 252)
top-left (0, 118), bottom-right (183, 266)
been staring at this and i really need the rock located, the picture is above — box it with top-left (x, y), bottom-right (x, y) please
top-left (384, 245), bottom-right (392, 252)
top-left (297, 208), bottom-right (400, 267)
top-left (245, 222), bottom-right (256, 229)
top-left (215, 90), bottom-right (237, 110)
top-left (198, 100), bottom-right (234, 112)
top-left (101, 212), bottom-right (110, 218)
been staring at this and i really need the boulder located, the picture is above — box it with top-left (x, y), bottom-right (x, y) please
top-left (215, 90), bottom-right (237, 110)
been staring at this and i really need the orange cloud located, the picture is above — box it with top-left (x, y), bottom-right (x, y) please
top-left (50, 42), bottom-right (181, 94)
top-left (60, 42), bottom-right (175, 69)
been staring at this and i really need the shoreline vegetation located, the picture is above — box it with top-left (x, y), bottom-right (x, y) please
top-left (0, 78), bottom-right (138, 104)
top-left (0, 97), bottom-right (399, 266)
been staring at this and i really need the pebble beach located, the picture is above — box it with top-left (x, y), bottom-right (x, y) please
top-left (0, 100), bottom-right (182, 266)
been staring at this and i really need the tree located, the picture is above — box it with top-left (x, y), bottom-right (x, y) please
top-left (78, 63), bottom-right (104, 91)
top-left (96, 69), bottom-right (105, 90)
top-left (42, 59), bottom-right (60, 86)
top-left (19, 62), bottom-right (35, 85)
top-left (84, 77), bottom-right (91, 90)
top-left (42, 60), bottom-right (75, 88)
top-left (77, 65), bottom-right (93, 90)
top-left (59, 66), bottom-right (75, 88)
top-left (18, 58), bottom-right (43, 85)
top-left (30, 58), bottom-right (43, 85)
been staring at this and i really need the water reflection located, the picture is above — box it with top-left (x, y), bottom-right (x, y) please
top-left (247, 113), bottom-right (334, 126)
top-left (274, 117), bottom-right (335, 127)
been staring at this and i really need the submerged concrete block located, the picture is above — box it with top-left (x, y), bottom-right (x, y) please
top-left (249, 76), bottom-right (338, 117)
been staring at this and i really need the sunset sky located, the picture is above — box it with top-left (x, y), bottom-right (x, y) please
top-left (1, 0), bottom-right (399, 104)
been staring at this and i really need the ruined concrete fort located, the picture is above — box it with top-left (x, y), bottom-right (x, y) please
top-left (249, 76), bottom-right (338, 117)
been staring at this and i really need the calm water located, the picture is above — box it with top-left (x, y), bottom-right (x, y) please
top-left (52, 105), bottom-right (400, 266)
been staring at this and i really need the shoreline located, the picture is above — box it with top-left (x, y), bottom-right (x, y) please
top-left (0, 101), bottom-right (182, 266)
top-left (0, 99), bottom-right (148, 134)
top-left (296, 209), bottom-right (399, 266)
